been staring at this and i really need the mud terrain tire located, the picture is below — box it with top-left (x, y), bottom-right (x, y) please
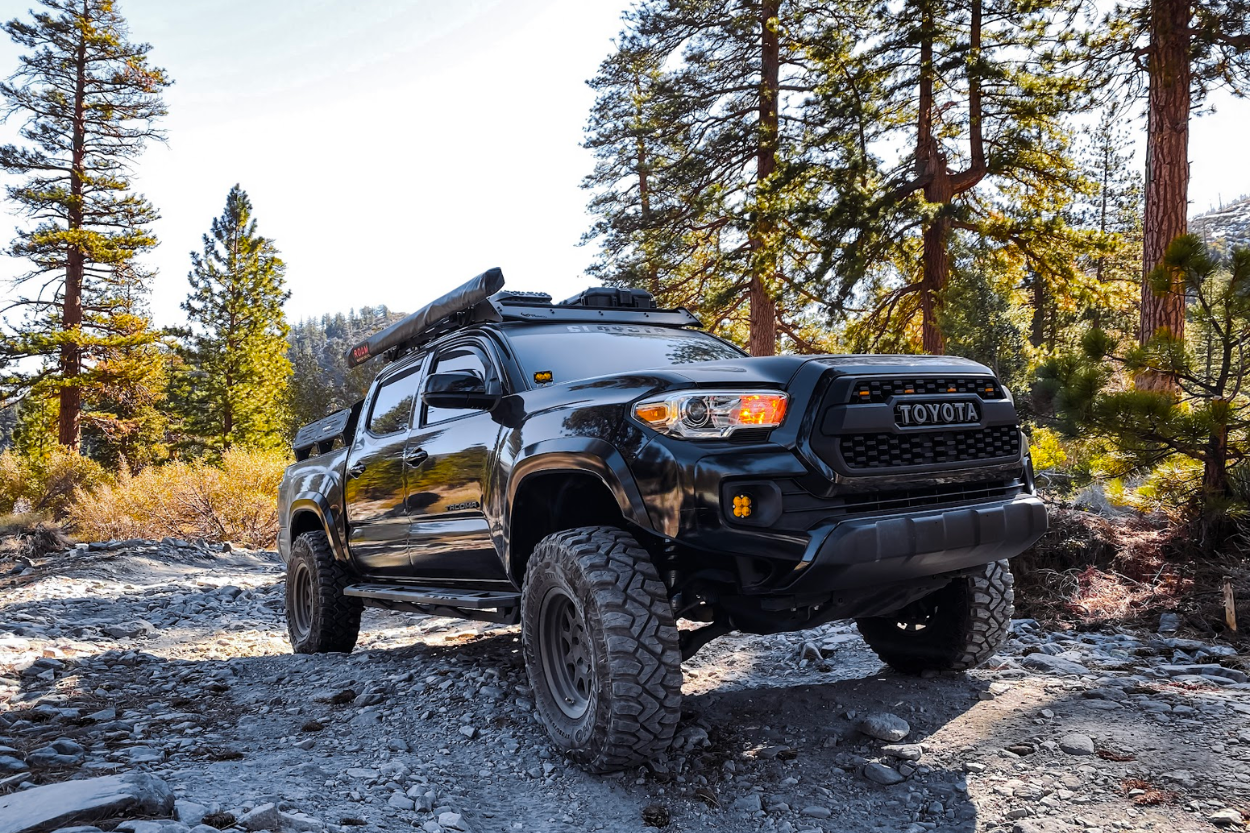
top-left (855, 559), bottom-right (1014, 674)
top-left (286, 530), bottom-right (362, 654)
top-left (521, 526), bottom-right (683, 773)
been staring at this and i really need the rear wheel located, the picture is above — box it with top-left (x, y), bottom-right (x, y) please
top-left (521, 527), bottom-right (683, 773)
top-left (855, 560), bottom-right (1014, 674)
top-left (286, 530), bottom-right (362, 654)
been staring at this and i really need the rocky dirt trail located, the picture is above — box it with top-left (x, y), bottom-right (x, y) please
top-left (3, 542), bottom-right (1250, 833)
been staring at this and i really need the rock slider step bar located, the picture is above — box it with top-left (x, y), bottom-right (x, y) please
top-left (343, 584), bottom-right (519, 610)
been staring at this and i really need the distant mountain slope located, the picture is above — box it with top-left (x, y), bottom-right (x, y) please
top-left (1191, 195), bottom-right (1250, 251)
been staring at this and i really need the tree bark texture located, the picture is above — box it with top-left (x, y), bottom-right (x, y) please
top-left (58, 30), bottom-right (88, 451)
top-left (748, 0), bottom-right (780, 357)
top-left (1139, 0), bottom-right (1190, 391)
top-left (913, 0), bottom-right (985, 355)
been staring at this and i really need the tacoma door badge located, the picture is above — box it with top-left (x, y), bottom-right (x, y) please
top-left (895, 400), bottom-right (980, 427)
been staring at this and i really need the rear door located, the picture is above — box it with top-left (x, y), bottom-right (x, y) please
top-left (404, 340), bottom-right (507, 582)
top-left (344, 358), bottom-right (424, 576)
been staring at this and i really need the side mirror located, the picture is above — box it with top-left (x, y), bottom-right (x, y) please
top-left (421, 371), bottom-right (501, 411)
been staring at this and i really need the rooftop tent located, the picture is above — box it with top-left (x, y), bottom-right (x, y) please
top-left (345, 267), bottom-right (505, 368)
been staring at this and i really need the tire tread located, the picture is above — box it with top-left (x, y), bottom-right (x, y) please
top-left (287, 530), bottom-right (362, 654)
top-left (522, 526), bottom-right (682, 773)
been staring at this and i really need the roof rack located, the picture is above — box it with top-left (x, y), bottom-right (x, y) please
top-left (345, 268), bottom-right (701, 368)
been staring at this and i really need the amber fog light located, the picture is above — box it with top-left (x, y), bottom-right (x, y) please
top-left (722, 482), bottom-right (783, 526)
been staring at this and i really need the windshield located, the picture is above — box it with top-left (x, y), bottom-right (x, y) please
top-left (503, 323), bottom-right (745, 388)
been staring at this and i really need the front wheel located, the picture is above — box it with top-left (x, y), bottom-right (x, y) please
top-left (855, 560), bottom-right (1014, 674)
top-left (285, 530), bottom-right (362, 654)
top-left (521, 527), bottom-right (683, 773)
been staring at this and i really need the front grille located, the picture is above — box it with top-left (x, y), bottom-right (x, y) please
top-left (839, 425), bottom-right (1020, 470)
top-left (849, 376), bottom-right (1002, 404)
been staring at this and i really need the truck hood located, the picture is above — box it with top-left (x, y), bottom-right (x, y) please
top-left (667, 353), bottom-right (995, 388)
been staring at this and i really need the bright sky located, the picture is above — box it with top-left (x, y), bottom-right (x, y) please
top-left (0, 0), bottom-right (1247, 329)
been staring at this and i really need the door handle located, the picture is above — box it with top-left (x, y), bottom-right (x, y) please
top-left (404, 448), bottom-right (429, 467)
top-left (347, 462), bottom-right (367, 479)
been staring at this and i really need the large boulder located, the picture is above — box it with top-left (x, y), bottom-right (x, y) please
top-left (0, 773), bottom-right (174, 833)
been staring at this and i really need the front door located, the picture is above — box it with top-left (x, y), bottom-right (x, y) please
top-left (404, 341), bottom-right (506, 582)
top-left (344, 360), bottom-right (423, 576)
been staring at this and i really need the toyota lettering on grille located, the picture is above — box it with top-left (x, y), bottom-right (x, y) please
top-left (895, 400), bottom-right (980, 427)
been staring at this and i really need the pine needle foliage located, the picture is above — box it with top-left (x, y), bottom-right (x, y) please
top-left (1037, 235), bottom-right (1250, 526)
top-left (0, 0), bottom-right (170, 451)
top-left (177, 185), bottom-right (291, 455)
top-left (807, 0), bottom-right (1092, 354)
top-left (286, 306), bottom-right (406, 436)
top-left (584, 0), bottom-right (1097, 356)
top-left (583, 0), bottom-right (854, 355)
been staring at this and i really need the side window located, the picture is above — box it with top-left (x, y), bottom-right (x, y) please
top-left (367, 370), bottom-right (420, 435)
top-left (424, 345), bottom-right (490, 426)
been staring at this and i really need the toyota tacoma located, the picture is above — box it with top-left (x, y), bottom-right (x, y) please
top-left (277, 268), bottom-right (1047, 772)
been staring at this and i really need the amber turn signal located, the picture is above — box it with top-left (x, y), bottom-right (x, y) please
top-left (736, 394), bottom-right (787, 426)
top-left (634, 402), bottom-right (670, 424)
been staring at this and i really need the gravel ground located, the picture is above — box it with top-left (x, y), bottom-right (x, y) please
top-left (3, 541), bottom-right (1250, 833)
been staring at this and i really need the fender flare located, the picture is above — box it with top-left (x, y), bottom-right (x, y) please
top-left (503, 438), bottom-right (654, 576)
top-left (288, 492), bottom-right (349, 562)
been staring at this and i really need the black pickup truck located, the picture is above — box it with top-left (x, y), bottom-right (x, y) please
top-left (278, 268), bottom-right (1046, 772)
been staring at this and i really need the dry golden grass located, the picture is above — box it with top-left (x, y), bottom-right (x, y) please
top-left (68, 448), bottom-right (287, 549)
top-left (0, 449), bottom-right (107, 517)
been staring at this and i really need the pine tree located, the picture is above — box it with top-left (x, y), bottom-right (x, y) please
top-left (178, 185), bottom-right (291, 454)
top-left (0, 0), bottom-right (170, 451)
top-left (286, 306), bottom-right (404, 436)
top-left (1086, 0), bottom-right (1250, 382)
top-left (1038, 235), bottom-right (1250, 534)
top-left (583, 0), bottom-right (847, 355)
top-left (1072, 100), bottom-right (1142, 343)
top-left (810, 0), bottom-right (1088, 354)
top-left (80, 262), bottom-right (169, 468)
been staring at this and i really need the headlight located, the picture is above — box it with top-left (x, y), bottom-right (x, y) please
top-left (633, 390), bottom-right (788, 439)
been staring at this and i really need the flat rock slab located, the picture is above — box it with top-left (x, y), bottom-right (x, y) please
top-left (1021, 654), bottom-right (1090, 676)
top-left (862, 762), bottom-right (906, 785)
top-left (858, 712), bottom-right (911, 742)
top-left (1058, 733), bottom-right (1096, 756)
top-left (0, 773), bottom-right (174, 833)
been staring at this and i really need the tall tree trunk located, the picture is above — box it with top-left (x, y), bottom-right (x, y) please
top-left (1203, 421), bottom-right (1229, 499)
top-left (1139, 0), bottom-right (1190, 391)
top-left (914, 0), bottom-right (985, 356)
top-left (58, 29), bottom-right (88, 451)
top-left (635, 135), bottom-right (660, 297)
top-left (915, 0), bottom-right (947, 355)
top-left (1029, 270), bottom-right (1046, 348)
top-left (748, 0), bottom-right (780, 357)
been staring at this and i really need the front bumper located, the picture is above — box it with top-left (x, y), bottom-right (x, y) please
top-left (782, 493), bottom-right (1046, 593)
